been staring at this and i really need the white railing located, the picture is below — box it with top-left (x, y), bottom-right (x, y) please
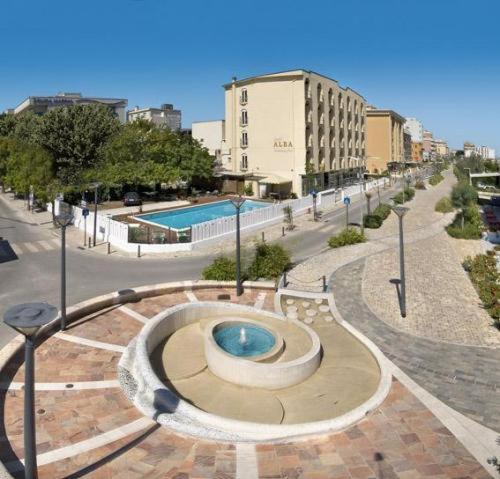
top-left (52, 176), bottom-right (389, 252)
top-left (71, 205), bottom-right (129, 245)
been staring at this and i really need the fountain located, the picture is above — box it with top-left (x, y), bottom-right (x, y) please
top-left (239, 327), bottom-right (247, 345)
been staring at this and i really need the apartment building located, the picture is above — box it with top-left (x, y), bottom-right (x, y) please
top-left (221, 70), bottom-right (367, 198)
top-left (423, 130), bottom-right (435, 161)
top-left (475, 146), bottom-right (496, 160)
top-left (403, 128), bottom-right (412, 161)
top-left (405, 117), bottom-right (424, 142)
top-left (365, 108), bottom-right (405, 173)
top-left (12, 92), bottom-right (128, 123)
top-left (128, 104), bottom-right (181, 130)
top-left (434, 138), bottom-right (449, 157)
top-left (411, 142), bottom-right (423, 162)
top-left (192, 120), bottom-right (228, 165)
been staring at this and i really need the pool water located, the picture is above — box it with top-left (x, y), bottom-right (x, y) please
top-left (137, 200), bottom-right (268, 230)
top-left (214, 324), bottom-right (276, 357)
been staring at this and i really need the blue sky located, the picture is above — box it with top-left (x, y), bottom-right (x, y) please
top-left (1, 0), bottom-right (499, 151)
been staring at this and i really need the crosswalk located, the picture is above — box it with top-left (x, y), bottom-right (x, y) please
top-left (4, 238), bottom-right (60, 256)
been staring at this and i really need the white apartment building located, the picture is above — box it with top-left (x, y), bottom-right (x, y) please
top-left (475, 146), bottom-right (496, 160)
top-left (404, 117), bottom-right (424, 142)
top-left (221, 70), bottom-right (367, 198)
top-left (13, 92), bottom-right (128, 123)
top-left (128, 104), bottom-right (181, 130)
top-left (192, 120), bottom-right (228, 164)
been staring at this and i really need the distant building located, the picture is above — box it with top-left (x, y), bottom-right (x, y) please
top-left (13, 92), bottom-right (128, 123)
top-left (127, 104), bottom-right (181, 130)
top-left (434, 138), bottom-right (449, 157)
top-left (403, 128), bottom-right (412, 162)
top-left (422, 130), bottom-right (435, 161)
top-left (192, 120), bottom-right (228, 165)
top-left (365, 108), bottom-right (405, 173)
top-left (405, 117), bottom-right (424, 142)
top-left (221, 69), bottom-right (367, 198)
top-left (475, 145), bottom-right (496, 160)
top-left (411, 142), bottom-right (423, 162)
top-left (464, 142), bottom-right (475, 158)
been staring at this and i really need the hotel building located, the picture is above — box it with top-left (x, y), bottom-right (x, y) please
top-left (192, 120), bottom-right (228, 165)
top-left (411, 142), bottom-right (423, 162)
top-left (220, 70), bottom-right (367, 198)
top-left (128, 103), bottom-right (181, 130)
top-left (365, 108), bottom-right (405, 173)
top-left (13, 92), bottom-right (128, 123)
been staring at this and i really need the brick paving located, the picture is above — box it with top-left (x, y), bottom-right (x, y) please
top-left (332, 259), bottom-right (500, 433)
top-left (0, 286), bottom-right (492, 478)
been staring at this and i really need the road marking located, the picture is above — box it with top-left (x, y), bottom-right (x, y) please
top-left (36, 240), bottom-right (56, 251)
top-left (6, 417), bottom-right (154, 471)
top-left (254, 292), bottom-right (267, 309)
top-left (185, 290), bottom-right (198, 302)
top-left (0, 380), bottom-right (120, 391)
top-left (118, 305), bottom-right (149, 324)
top-left (10, 243), bottom-right (23, 256)
top-left (236, 443), bottom-right (258, 479)
top-left (55, 332), bottom-right (125, 353)
top-left (23, 242), bottom-right (40, 253)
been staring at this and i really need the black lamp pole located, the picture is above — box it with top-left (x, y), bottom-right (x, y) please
top-left (4, 303), bottom-right (58, 479)
top-left (230, 196), bottom-right (246, 296)
top-left (55, 211), bottom-right (74, 331)
top-left (392, 206), bottom-right (409, 317)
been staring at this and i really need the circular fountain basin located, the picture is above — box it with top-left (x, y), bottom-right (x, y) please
top-left (214, 322), bottom-right (276, 358)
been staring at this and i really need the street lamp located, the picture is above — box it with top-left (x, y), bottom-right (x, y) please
top-left (55, 210), bottom-right (74, 331)
top-left (4, 302), bottom-right (58, 479)
top-left (392, 206), bottom-right (409, 318)
top-left (89, 182), bottom-right (101, 247)
top-left (230, 196), bottom-right (246, 296)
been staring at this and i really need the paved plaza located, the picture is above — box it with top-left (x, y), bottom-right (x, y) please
top-left (0, 285), bottom-right (494, 478)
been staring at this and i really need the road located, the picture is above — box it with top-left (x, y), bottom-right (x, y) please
top-left (0, 182), bottom-right (400, 347)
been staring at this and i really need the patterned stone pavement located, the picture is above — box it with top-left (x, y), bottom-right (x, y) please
top-left (332, 259), bottom-right (500, 433)
top-left (0, 285), bottom-right (493, 478)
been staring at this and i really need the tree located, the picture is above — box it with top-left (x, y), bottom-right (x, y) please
top-left (3, 141), bottom-right (54, 203)
top-left (36, 104), bottom-right (120, 186)
top-left (96, 122), bottom-right (214, 192)
top-left (0, 113), bottom-right (17, 137)
top-left (451, 182), bottom-right (478, 230)
top-left (13, 112), bottom-right (42, 144)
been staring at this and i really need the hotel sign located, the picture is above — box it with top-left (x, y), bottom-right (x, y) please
top-left (273, 139), bottom-right (293, 151)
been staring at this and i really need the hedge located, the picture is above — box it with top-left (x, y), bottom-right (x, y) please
top-left (429, 174), bottom-right (444, 186)
top-left (446, 206), bottom-right (483, 239)
top-left (393, 188), bottom-right (415, 205)
top-left (435, 197), bottom-right (453, 213)
top-left (328, 228), bottom-right (366, 248)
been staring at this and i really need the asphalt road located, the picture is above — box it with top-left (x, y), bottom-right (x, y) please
top-left (0, 182), bottom-right (400, 347)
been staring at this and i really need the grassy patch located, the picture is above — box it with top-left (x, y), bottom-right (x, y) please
top-left (435, 197), bottom-right (453, 213)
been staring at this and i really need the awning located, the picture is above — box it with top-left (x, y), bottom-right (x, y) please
top-left (259, 174), bottom-right (292, 185)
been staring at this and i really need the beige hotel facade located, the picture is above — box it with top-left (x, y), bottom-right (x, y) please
top-left (220, 70), bottom-right (367, 198)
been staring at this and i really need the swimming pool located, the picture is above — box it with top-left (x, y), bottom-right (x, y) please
top-left (136, 199), bottom-right (268, 230)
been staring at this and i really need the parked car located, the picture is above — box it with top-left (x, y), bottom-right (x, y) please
top-left (123, 192), bottom-right (142, 207)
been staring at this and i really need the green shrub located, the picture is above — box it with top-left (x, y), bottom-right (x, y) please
top-left (447, 206), bottom-right (483, 239)
top-left (435, 197), bottom-right (453, 213)
top-left (247, 242), bottom-right (291, 280)
top-left (373, 203), bottom-right (391, 220)
top-left (363, 214), bottom-right (382, 229)
top-left (462, 254), bottom-right (500, 328)
top-left (328, 228), bottom-right (366, 248)
top-left (415, 179), bottom-right (426, 190)
top-left (429, 173), bottom-right (444, 186)
top-left (393, 188), bottom-right (415, 205)
top-left (244, 184), bottom-right (254, 196)
top-left (202, 256), bottom-right (238, 281)
top-left (451, 182), bottom-right (478, 209)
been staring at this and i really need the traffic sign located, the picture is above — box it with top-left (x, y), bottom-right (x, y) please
top-left (81, 200), bottom-right (87, 208)
top-left (343, 197), bottom-right (351, 205)
top-left (82, 208), bottom-right (90, 217)
top-left (310, 189), bottom-right (317, 198)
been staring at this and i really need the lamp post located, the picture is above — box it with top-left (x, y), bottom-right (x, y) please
top-left (230, 196), bottom-right (246, 296)
top-left (392, 206), bottom-right (409, 318)
top-left (55, 210), bottom-right (74, 331)
top-left (311, 190), bottom-right (318, 221)
top-left (89, 182), bottom-right (101, 247)
top-left (4, 302), bottom-right (58, 479)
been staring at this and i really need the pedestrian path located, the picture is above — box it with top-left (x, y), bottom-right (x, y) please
top-left (5, 238), bottom-right (59, 256)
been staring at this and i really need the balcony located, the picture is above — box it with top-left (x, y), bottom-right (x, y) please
top-left (240, 140), bottom-right (248, 148)
top-left (239, 117), bottom-right (248, 127)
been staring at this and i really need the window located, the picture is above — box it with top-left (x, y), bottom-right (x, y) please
top-left (240, 89), bottom-right (248, 104)
top-left (241, 131), bottom-right (248, 147)
top-left (241, 109), bottom-right (248, 126)
top-left (241, 154), bottom-right (248, 170)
